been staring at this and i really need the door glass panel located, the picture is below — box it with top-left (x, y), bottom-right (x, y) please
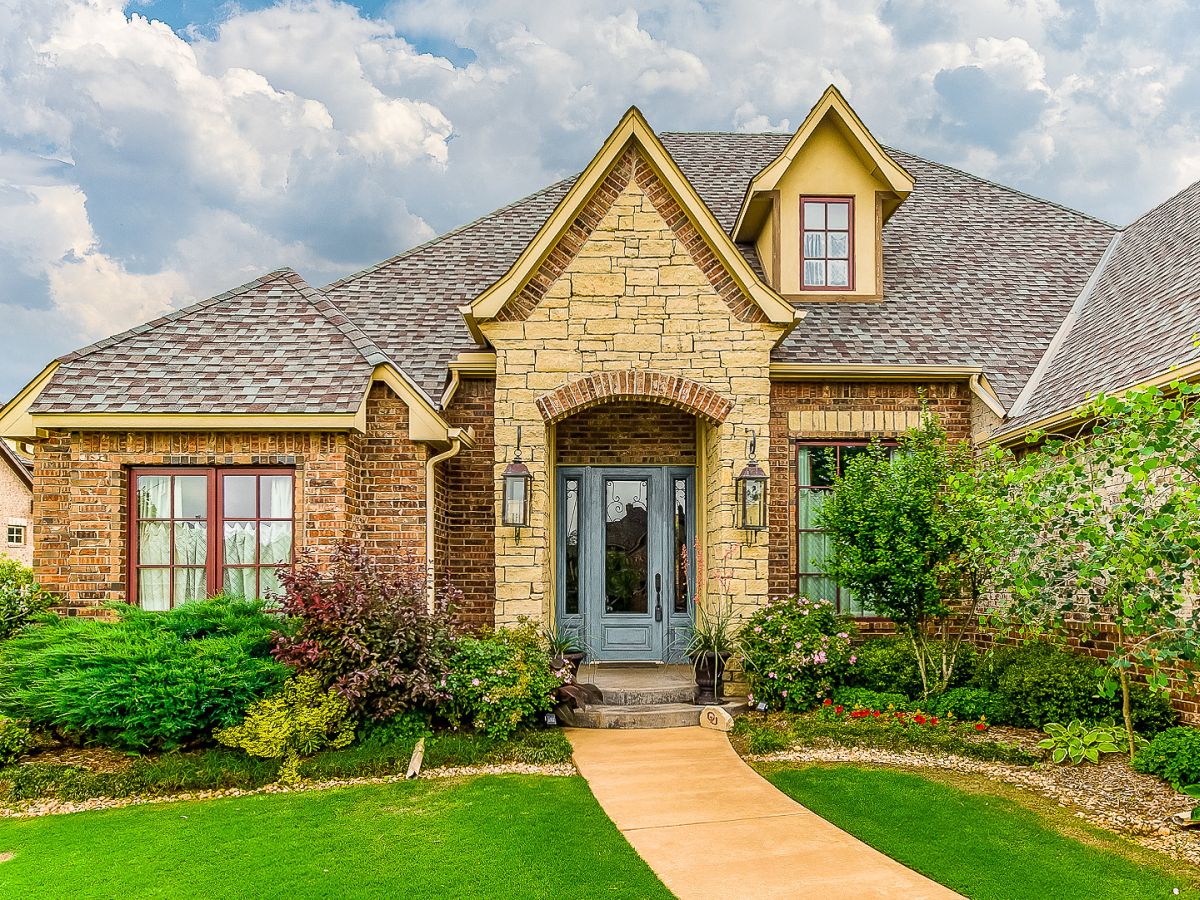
top-left (673, 477), bottom-right (688, 614)
top-left (564, 478), bottom-right (580, 615)
top-left (604, 479), bottom-right (648, 614)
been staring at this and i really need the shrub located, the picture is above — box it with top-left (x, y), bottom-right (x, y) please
top-left (443, 625), bottom-right (564, 739)
top-left (740, 596), bottom-right (855, 712)
top-left (927, 687), bottom-right (1013, 725)
top-left (273, 544), bottom-right (456, 722)
top-left (0, 559), bottom-right (54, 641)
top-left (1127, 685), bottom-right (1179, 737)
top-left (831, 687), bottom-right (910, 712)
top-left (356, 710), bottom-right (432, 749)
top-left (0, 597), bottom-right (287, 750)
top-left (839, 637), bottom-right (974, 698)
top-left (0, 716), bottom-right (31, 765)
top-left (216, 674), bottom-right (355, 784)
top-left (1133, 727), bottom-right (1200, 790)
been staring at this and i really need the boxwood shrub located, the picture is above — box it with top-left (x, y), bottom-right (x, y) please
top-left (1133, 727), bottom-right (1200, 790)
top-left (0, 596), bottom-right (288, 751)
top-left (840, 637), bottom-right (976, 699)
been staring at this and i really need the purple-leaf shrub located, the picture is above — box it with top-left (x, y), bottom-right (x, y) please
top-left (272, 544), bottom-right (457, 722)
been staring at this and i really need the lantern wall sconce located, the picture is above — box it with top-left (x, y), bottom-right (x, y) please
top-left (502, 425), bottom-right (533, 540)
top-left (736, 431), bottom-right (768, 532)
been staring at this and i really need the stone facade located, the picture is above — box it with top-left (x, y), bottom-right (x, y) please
top-left (0, 450), bottom-right (32, 567)
top-left (479, 146), bottom-right (788, 626)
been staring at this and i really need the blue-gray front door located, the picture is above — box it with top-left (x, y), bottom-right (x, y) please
top-left (556, 466), bottom-right (694, 662)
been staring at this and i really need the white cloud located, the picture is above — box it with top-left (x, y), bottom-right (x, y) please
top-left (1, 0), bottom-right (1199, 399)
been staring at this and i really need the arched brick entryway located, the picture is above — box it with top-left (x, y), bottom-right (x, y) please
top-left (535, 370), bottom-right (734, 425)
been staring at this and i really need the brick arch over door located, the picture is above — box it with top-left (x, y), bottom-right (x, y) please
top-left (535, 370), bottom-right (734, 425)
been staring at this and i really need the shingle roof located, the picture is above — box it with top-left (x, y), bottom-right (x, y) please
top-left (34, 270), bottom-right (378, 415)
top-left (1003, 178), bottom-right (1200, 431)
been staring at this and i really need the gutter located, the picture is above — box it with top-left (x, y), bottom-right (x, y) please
top-left (424, 428), bottom-right (466, 609)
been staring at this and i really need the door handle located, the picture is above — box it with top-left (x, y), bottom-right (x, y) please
top-left (654, 573), bottom-right (663, 622)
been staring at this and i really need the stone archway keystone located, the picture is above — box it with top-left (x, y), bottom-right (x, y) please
top-left (536, 370), bottom-right (734, 425)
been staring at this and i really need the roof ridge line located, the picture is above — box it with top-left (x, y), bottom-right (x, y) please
top-left (882, 145), bottom-right (1117, 229)
top-left (322, 176), bottom-right (579, 291)
top-left (57, 268), bottom-right (298, 365)
top-left (1006, 230), bottom-right (1126, 421)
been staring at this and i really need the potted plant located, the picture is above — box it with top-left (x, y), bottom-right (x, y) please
top-left (686, 599), bottom-right (740, 705)
top-left (544, 628), bottom-right (587, 680)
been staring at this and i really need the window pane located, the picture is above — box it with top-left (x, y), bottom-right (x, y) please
top-left (844, 589), bottom-right (876, 617)
top-left (803, 231), bottom-right (825, 259)
top-left (674, 478), bottom-right (689, 614)
top-left (604, 479), bottom-right (648, 614)
top-left (138, 522), bottom-right (171, 565)
top-left (224, 521), bottom-right (258, 566)
top-left (828, 232), bottom-right (849, 259)
top-left (223, 475), bottom-right (257, 518)
top-left (174, 476), bottom-right (208, 519)
top-left (827, 202), bottom-right (849, 229)
top-left (803, 201), bottom-right (826, 229)
top-left (810, 447), bottom-right (836, 487)
top-left (839, 445), bottom-right (871, 476)
top-left (564, 478), bottom-right (579, 615)
top-left (798, 525), bottom-right (831, 572)
top-left (261, 476), bottom-right (293, 519)
top-left (223, 567), bottom-right (258, 599)
top-left (803, 259), bottom-right (826, 287)
top-left (260, 521), bottom-right (292, 565)
top-left (138, 569), bottom-right (171, 611)
top-left (175, 569), bottom-right (207, 605)
top-left (260, 567), bottom-right (283, 600)
top-left (174, 521), bottom-right (207, 566)
top-left (828, 260), bottom-right (850, 287)
top-left (137, 476), bottom-right (171, 519)
top-left (799, 575), bottom-right (838, 604)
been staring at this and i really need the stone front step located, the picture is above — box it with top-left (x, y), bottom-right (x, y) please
top-left (598, 683), bottom-right (695, 706)
top-left (569, 700), bottom-right (748, 729)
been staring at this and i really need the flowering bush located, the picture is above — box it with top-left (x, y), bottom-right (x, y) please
top-left (443, 625), bottom-right (567, 739)
top-left (272, 545), bottom-right (456, 722)
top-left (740, 596), bottom-right (855, 712)
top-left (818, 697), bottom-right (988, 733)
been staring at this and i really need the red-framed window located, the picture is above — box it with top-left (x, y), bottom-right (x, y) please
top-left (129, 468), bottom-right (295, 610)
top-left (800, 197), bottom-right (854, 290)
top-left (796, 442), bottom-right (891, 617)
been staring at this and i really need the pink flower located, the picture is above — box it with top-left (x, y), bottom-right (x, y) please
top-left (768, 671), bottom-right (777, 679)
top-left (471, 678), bottom-right (480, 686)
top-left (781, 690), bottom-right (788, 698)
top-left (801, 610), bottom-right (809, 616)
top-left (794, 641), bottom-right (802, 648)
top-left (837, 632), bottom-right (849, 639)
top-left (849, 655), bottom-right (857, 664)
top-left (754, 625), bottom-right (762, 633)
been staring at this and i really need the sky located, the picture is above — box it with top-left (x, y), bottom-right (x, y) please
top-left (1, 0), bottom-right (1199, 400)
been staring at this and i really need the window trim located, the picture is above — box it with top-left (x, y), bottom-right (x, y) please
top-left (127, 466), bottom-right (295, 609)
top-left (794, 440), bottom-right (893, 618)
top-left (799, 196), bottom-right (855, 292)
top-left (6, 524), bottom-right (25, 546)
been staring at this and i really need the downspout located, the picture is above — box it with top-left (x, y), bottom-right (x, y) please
top-left (425, 429), bottom-right (465, 610)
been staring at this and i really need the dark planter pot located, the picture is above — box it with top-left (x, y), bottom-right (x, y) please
top-left (552, 651), bottom-right (587, 681)
top-left (692, 651), bottom-right (730, 705)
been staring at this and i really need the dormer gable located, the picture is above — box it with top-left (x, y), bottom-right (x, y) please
top-left (732, 85), bottom-right (913, 300)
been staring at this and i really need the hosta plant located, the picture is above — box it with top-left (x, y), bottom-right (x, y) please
top-left (1038, 720), bottom-right (1140, 765)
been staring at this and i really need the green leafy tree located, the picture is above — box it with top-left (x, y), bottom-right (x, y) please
top-left (983, 381), bottom-right (1200, 758)
top-left (818, 414), bottom-right (999, 697)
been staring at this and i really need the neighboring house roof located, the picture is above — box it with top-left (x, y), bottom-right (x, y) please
top-left (0, 440), bottom-right (32, 488)
top-left (33, 269), bottom-right (380, 415)
top-left (1002, 178), bottom-right (1200, 433)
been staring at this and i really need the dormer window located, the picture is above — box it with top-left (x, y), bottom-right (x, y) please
top-left (801, 198), bottom-right (853, 290)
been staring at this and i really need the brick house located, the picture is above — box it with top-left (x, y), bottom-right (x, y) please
top-left (1, 87), bottom-right (1197, 662)
top-left (0, 440), bottom-right (33, 566)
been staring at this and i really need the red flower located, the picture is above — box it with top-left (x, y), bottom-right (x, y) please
top-left (930, 717), bottom-right (939, 725)
top-left (975, 722), bottom-right (987, 732)
top-left (914, 714), bottom-right (926, 725)
top-left (872, 710), bottom-right (880, 717)
top-left (823, 698), bottom-right (833, 706)
top-left (835, 705), bottom-right (844, 715)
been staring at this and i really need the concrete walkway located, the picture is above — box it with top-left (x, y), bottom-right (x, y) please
top-left (567, 727), bottom-right (962, 899)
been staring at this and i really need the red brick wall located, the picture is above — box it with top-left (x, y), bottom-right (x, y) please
top-left (33, 429), bottom-right (355, 615)
top-left (440, 377), bottom-right (496, 627)
top-left (767, 380), bottom-right (973, 600)
top-left (555, 400), bottom-right (697, 466)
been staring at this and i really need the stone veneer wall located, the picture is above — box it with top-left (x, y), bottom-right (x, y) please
top-left (33, 429), bottom-right (356, 615)
top-left (440, 377), bottom-right (497, 628)
top-left (766, 380), bottom-right (973, 620)
top-left (556, 400), bottom-right (697, 466)
top-left (481, 146), bottom-right (787, 626)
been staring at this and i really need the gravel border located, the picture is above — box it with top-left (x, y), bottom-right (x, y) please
top-left (0, 762), bottom-right (577, 820)
top-left (752, 745), bottom-right (1200, 866)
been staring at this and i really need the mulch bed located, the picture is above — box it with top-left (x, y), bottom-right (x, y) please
top-left (752, 737), bottom-right (1200, 866)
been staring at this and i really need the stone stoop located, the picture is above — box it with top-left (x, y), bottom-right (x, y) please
top-left (560, 664), bottom-right (747, 729)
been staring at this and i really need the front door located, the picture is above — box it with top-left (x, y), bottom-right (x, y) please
top-left (556, 466), bottom-right (694, 662)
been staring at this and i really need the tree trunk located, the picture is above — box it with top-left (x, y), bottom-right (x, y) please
top-left (1120, 667), bottom-right (1135, 760)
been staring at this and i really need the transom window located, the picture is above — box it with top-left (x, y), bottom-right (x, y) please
top-left (131, 468), bottom-right (294, 610)
top-left (796, 443), bottom-right (891, 617)
top-left (6, 525), bottom-right (25, 546)
top-left (801, 198), bottom-right (853, 290)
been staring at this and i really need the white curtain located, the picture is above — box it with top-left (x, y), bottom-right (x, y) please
top-left (174, 522), bottom-right (207, 605)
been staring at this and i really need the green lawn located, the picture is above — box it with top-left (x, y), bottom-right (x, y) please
top-left (0, 775), bottom-right (671, 899)
top-left (766, 764), bottom-right (1200, 900)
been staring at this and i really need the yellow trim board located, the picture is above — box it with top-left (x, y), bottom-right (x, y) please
top-left (0, 362), bottom-right (60, 440)
top-left (30, 412), bottom-right (364, 432)
top-left (465, 105), bottom-right (799, 329)
top-left (441, 351), bottom-right (499, 407)
top-left (732, 85), bottom-right (914, 242)
top-left (371, 364), bottom-right (470, 447)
